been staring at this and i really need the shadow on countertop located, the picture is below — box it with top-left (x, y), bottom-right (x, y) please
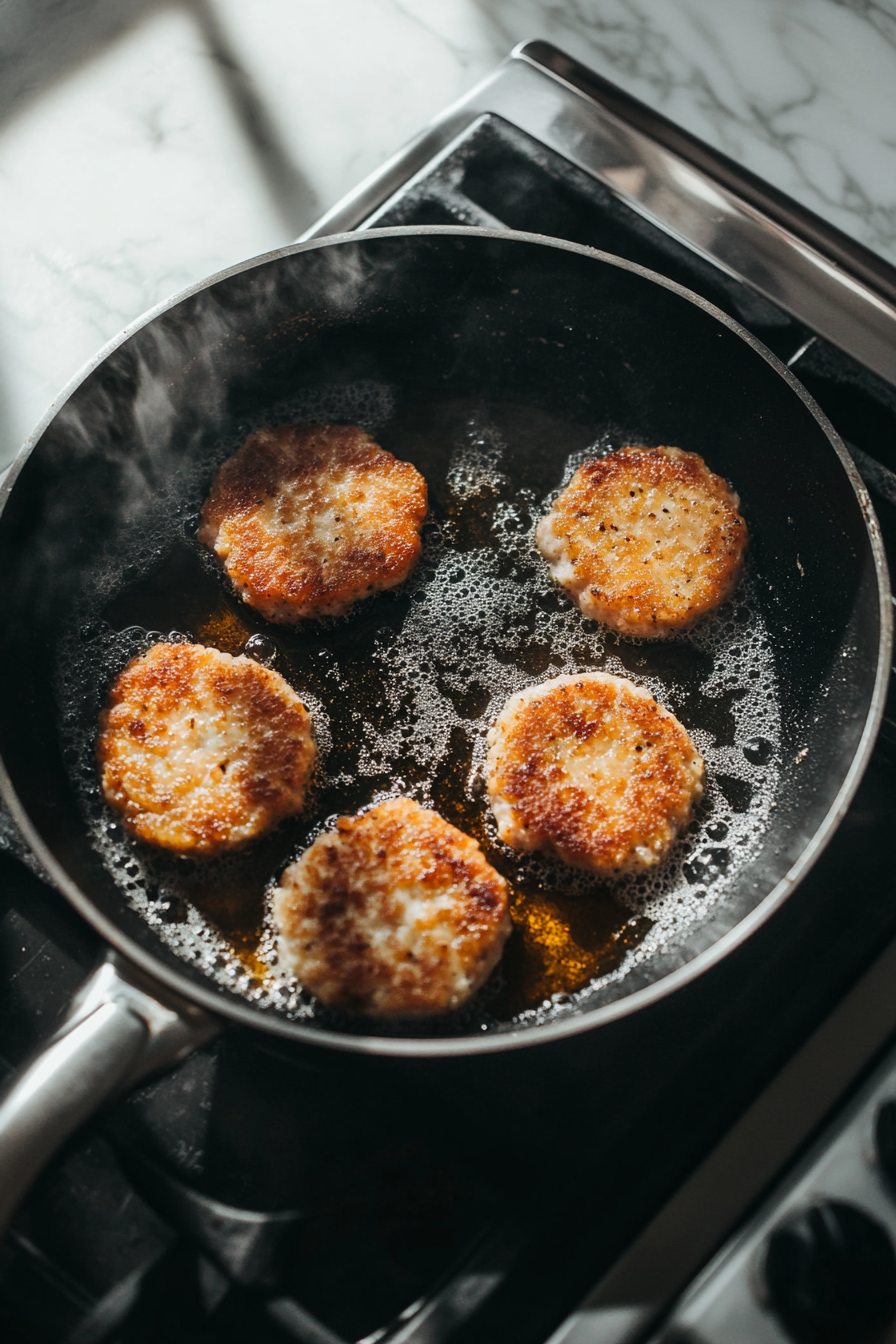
top-left (0, 0), bottom-right (319, 235)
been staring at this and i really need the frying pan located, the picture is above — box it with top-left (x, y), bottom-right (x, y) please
top-left (0, 227), bottom-right (889, 1235)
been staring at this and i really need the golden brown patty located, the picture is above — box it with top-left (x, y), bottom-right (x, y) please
top-left (535, 445), bottom-right (747, 638)
top-left (272, 798), bottom-right (511, 1016)
top-left (486, 672), bottom-right (704, 875)
top-left (97, 642), bottom-right (316, 857)
top-left (198, 423), bottom-right (428, 621)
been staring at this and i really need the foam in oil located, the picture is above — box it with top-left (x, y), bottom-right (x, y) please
top-left (55, 385), bottom-right (781, 1034)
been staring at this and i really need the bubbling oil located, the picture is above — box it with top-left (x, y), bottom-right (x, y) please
top-left (55, 382), bottom-right (781, 1034)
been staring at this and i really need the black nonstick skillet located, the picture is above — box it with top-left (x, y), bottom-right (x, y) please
top-left (0, 227), bottom-right (889, 1234)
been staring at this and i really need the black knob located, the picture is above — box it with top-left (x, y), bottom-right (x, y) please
top-left (876, 1100), bottom-right (896, 1187)
top-left (764, 1201), bottom-right (896, 1344)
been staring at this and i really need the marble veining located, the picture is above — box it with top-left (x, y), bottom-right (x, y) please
top-left (0, 0), bottom-right (895, 471)
top-left (476, 0), bottom-right (896, 263)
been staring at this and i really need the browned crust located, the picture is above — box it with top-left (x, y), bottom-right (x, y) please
top-left (273, 798), bottom-right (511, 1016)
top-left (97, 642), bottom-right (316, 856)
top-left (486, 673), bottom-right (704, 875)
top-left (536, 445), bottom-right (747, 637)
top-left (199, 423), bottom-right (428, 621)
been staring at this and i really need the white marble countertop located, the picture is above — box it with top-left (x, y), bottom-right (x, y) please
top-left (1, 0), bottom-right (895, 471)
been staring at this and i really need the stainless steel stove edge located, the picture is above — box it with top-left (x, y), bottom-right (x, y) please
top-left (547, 934), bottom-right (896, 1344)
top-left (301, 41), bottom-right (896, 389)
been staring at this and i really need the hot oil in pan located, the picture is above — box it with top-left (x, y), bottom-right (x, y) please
top-left (58, 389), bottom-right (781, 1033)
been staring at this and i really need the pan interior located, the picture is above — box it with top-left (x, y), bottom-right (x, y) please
top-left (0, 231), bottom-right (880, 1043)
top-left (56, 389), bottom-right (780, 1035)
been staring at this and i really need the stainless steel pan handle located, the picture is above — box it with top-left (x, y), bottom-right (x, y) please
top-left (0, 951), bottom-right (218, 1236)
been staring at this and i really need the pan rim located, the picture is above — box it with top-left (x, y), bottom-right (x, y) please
top-left (0, 224), bottom-right (891, 1058)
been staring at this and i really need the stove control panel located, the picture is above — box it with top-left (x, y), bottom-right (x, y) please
top-left (650, 1039), bottom-right (896, 1343)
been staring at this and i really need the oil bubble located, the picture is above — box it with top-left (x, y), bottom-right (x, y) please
top-left (742, 736), bottom-right (773, 765)
top-left (243, 633), bottom-right (277, 665)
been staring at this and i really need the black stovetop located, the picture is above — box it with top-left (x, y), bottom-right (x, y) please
top-left (2, 88), bottom-right (896, 1344)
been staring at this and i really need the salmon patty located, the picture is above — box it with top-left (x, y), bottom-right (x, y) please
top-left (272, 798), bottom-right (511, 1016)
top-left (486, 672), bottom-right (704, 875)
top-left (98, 642), bottom-right (316, 857)
top-left (199, 423), bottom-right (428, 621)
top-left (535, 446), bottom-right (747, 638)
